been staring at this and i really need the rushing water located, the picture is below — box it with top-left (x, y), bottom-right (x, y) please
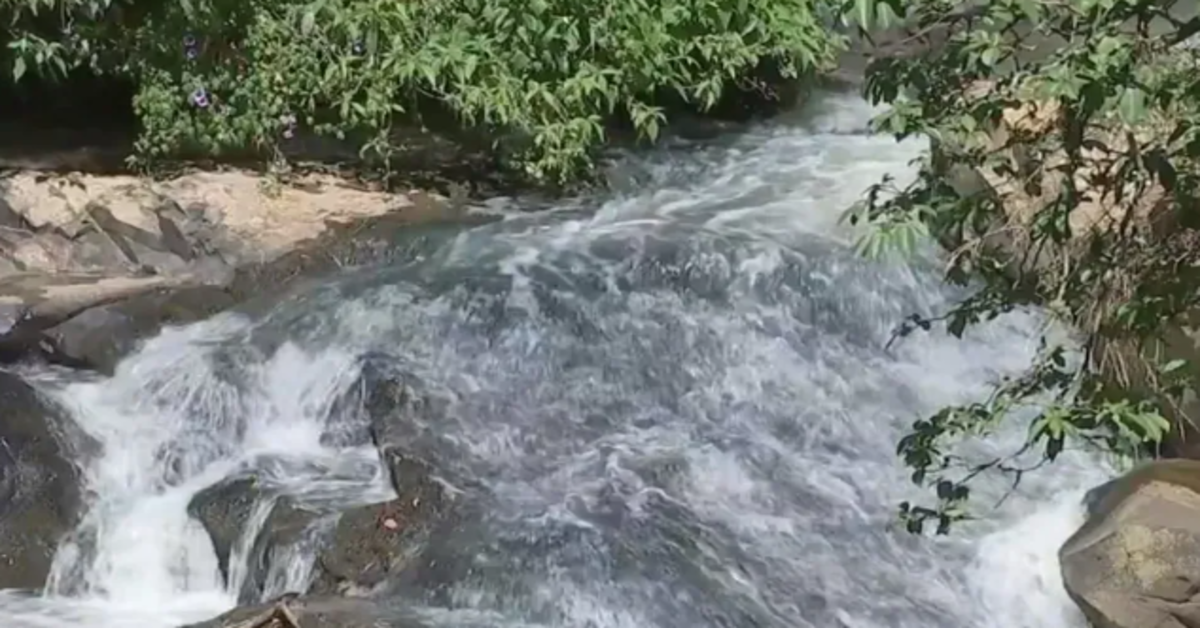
top-left (0, 92), bottom-right (1112, 628)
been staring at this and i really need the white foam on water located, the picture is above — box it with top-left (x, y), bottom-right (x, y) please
top-left (0, 91), bottom-right (1111, 628)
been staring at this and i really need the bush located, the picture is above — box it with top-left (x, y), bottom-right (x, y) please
top-left (849, 0), bottom-right (1200, 533)
top-left (3, 0), bottom-right (844, 183)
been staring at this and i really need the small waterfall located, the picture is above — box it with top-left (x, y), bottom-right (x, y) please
top-left (0, 92), bottom-right (1109, 628)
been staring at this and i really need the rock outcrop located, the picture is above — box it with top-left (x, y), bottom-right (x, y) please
top-left (1061, 459), bottom-right (1200, 628)
top-left (0, 168), bottom-right (481, 372)
top-left (308, 453), bottom-right (454, 598)
top-left (191, 456), bottom-right (457, 604)
top-left (0, 371), bottom-right (82, 589)
top-left (182, 373), bottom-right (471, 627)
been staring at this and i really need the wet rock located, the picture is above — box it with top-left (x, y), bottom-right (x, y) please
top-left (0, 170), bottom-right (476, 371)
top-left (188, 477), bottom-right (269, 585)
top-left (181, 596), bottom-right (422, 628)
top-left (46, 284), bottom-right (237, 374)
top-left (1061, 459), bottom-right (1200, 628)
top-left (0, 371), bottom-right (81, 589)
top-left (310, 453), bottom-right (453, 597)
top-left (237, 496), bottom-right (323, 603)
top-left (0, 272), bottom-right (219, 368)
top-left (233, 456), bottom-right (455, 602)
top-left (361, 365), bottom-right (458, 475)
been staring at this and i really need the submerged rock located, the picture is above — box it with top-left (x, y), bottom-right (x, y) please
top-left (1061, 459), bottom-right (1200, 628)
top-left (0, 371), bottom-right (81, 589)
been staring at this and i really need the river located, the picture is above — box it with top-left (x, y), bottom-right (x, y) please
top-left (0, 92), bottom-right (1110, 628)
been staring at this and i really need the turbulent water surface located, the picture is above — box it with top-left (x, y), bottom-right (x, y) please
top-left (0, 93), bottom-right (1111, 628)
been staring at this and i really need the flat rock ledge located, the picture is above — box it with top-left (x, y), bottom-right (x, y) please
top-left (0, 168), bottom-right (481, 372)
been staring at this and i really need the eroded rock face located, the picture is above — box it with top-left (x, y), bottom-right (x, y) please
top-left (0, 169), bottom-right (474, 371)
top-left (1061, 459), bottom-right (1200, 628)
top-left (0, 371), bottom-right (81, 589)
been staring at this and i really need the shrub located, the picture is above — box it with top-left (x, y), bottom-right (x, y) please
top-left (3, 0), bottom-right (844, 183)
top-left (849, 0), bottom-right (1200, 533)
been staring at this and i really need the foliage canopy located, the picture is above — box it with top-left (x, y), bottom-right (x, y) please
top-left (848, 0), bottom-right (1200, 533)
top-left (2, 0), bottom-right (842, 183)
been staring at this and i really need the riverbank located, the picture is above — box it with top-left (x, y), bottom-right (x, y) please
top-left (0, 165), bottom-right (495, 373)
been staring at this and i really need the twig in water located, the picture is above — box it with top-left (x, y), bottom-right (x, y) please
top-left (228, 599), bottom-right (303, 628)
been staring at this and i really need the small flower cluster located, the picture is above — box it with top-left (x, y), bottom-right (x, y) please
top-left (184, 34), bottom-right (210, 109)
top-left (190, 87), bottom-right (210, 109)
top-left (280, 114), bottom-right (297, 139)
top-left (183, 33), bottom-right (200, 61)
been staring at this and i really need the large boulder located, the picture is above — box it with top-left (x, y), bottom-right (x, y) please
top-left (0, 167), bottom-right (475, 371)
top-left (190, 459), bottom-right (458, 604)
top-left (309, 453), bottom-right (454, 598)
top-left (0, 371), bottom-right (82, 589)
top-left (45, 284), bottom-right (237, 374)
top-left (1061, 459), bottom-right (1200, 628)
top-left (235, 455), bottom-right (456, 603)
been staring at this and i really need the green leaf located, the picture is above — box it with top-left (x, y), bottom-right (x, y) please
top-left (850, 0), bottom-right (875, 29)
top-left (12, 57), bottom-right (25, 82)
top-left (1116, 87), bottom-right (1147, 125)
top-left (300, 10), bottom-right (317, 37)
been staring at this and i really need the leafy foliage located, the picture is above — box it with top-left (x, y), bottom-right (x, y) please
top-left (2, 0), bottom-right (842, 183)
top-left (847, 0), bottom-right (1200, 533)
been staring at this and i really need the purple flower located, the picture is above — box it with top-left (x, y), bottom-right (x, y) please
top-left (280, 113), bottom-right (297, 139)
top-left (183, 34), bottom-right (200, 61)
top-left (190, 87), bottom-right (210, 109)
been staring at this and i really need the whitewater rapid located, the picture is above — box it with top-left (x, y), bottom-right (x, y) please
top-left (0, 92), bottom-right (1111, 628)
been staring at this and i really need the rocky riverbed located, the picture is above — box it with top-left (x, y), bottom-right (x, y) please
top-left (0, 162), bottom-right (493, 613)
top-left (0, 92), bottom-right (1142, 628)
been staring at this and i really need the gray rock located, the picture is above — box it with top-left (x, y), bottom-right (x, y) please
top-left (181, 596), bottom-right (424, 628)
top-left (188, 477), bottom-right (268, 586)
top-left (233, 456), bottom-right (455, 602)
top-left (0, 272), bottom-right (218, 368)
top-left (0, 197), bottom-right (32, 232)
top-left (1061, 459), bottom-right (1200, 628)
top-left (237, 496), bottom-right (323, 603)
top-left (309, 454), bottom-right (453, 598)
top-left (46, 284), bottom-right (237, 374)
top-left (0, 371), bottom-right (81, 589)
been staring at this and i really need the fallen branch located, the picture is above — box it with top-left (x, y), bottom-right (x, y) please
top-left (227, 599), bottom-right (303, 628)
